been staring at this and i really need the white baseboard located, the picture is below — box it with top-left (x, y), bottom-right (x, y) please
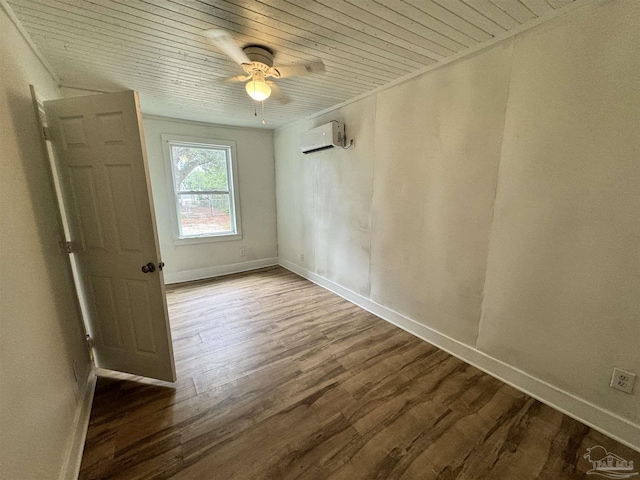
top-left (60, 366), bottom-right (97, 480)
top-left (163, 258), bottom-right (278, 284)
top-left (279, 259), bottom-right (640, 452)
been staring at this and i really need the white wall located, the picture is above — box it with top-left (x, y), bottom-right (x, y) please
top-left (0, 7), bottom-right (91, 479)
top-left (275, 0), bottom-right (639, 448)
top-left (142, 116), bottom-right (278, 283)
top-left (370, 42), bottom-right (512, 346)
top-left (478, 1), bottom-right (640, 426)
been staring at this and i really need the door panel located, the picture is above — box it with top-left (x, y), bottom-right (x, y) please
top-left (106, 165), bottom-right (144, 252)
top-left (125, 280), bottom-right (157, 354)
top-left (68, 166), bottom-right (106, 250)
top-left (88, 276), bottom-right (122, 349)
top-left (44, 91), bottom-right (176, 382)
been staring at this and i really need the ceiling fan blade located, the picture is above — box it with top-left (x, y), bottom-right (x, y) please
top-left (272, 60), bottom-right (325, 78)
top-left (217, 75), bottom-right (251, 84)
top-left (268, 82), bottom-right (291, 105)
top-left (203, 29), bottom-right (250, 65)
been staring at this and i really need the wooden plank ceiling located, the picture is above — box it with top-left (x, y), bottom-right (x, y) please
top-left (8, 0), bottom-right (576, 128)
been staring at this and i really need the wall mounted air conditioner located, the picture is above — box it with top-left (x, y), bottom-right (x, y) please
top-left (300, 121), bottom-right (344, 154)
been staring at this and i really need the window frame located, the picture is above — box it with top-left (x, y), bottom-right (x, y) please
top-left (161, 134), bottom-right (242, 245)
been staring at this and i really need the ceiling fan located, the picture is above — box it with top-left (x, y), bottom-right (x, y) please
top-left (203, 29), bottom-right (325, 104)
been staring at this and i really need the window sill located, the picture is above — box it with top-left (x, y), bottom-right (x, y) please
top-left (173, 232), bottom-right (242, 246)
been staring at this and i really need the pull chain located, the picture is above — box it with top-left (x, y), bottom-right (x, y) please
top-left (261, 101), bottom-right (266, 125)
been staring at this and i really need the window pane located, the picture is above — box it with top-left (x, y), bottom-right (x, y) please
top-left (171, 145), bottom-right (229, 192)
top-left (178, 193), bottom-right (232, 236)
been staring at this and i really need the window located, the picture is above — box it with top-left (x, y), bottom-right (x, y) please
top-left (162, 135), bottom-right (241, 243)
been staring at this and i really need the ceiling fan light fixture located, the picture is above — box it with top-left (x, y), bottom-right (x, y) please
top-left (245, 79), bottom-right (271, 101)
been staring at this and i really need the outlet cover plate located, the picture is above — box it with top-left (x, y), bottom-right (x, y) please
top-left (610, 368), bottom-right (636, 394)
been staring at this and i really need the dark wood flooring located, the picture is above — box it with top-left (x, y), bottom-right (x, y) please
top-left (79, 267), bottom-right (638, 479)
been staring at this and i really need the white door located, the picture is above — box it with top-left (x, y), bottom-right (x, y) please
top-left (44, 91), bottom-right (176, 382)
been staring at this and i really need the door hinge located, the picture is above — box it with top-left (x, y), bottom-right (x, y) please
top-left (42, 126), bottom-right (51, 141)
top-left (63, 241), bottom-right (74, 254)
top-left (86, 334), bottom-right (93, 348)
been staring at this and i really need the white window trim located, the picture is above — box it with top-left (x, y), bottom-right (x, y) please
top-left (161, 134), bottom-right (242, 245)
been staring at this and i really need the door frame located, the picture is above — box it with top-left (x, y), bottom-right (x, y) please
top-left (29, 84), bottom-right (92, 357)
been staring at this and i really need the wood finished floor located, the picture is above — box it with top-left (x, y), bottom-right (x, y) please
top-left (79, 267), bottom-right (638, 479)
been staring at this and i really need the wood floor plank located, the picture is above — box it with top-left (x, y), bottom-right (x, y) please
top-left (79, 266), bottom-right (639, 479)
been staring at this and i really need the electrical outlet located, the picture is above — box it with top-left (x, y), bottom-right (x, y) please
top-left (240, 247), bottom-right (246, 257)
top-left (610, 367), bottom-right (635, 394)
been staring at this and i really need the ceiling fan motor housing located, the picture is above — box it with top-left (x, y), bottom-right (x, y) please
top-left (243, 46), bottom-right (274, 67)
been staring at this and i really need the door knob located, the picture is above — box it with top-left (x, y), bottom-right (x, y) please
top-left (141, 262), bottom-right (156, 273)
